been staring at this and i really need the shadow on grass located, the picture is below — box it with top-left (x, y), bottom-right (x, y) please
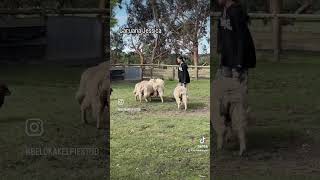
top-left (247, 127), bottom-right (310, 151)
top-left (212, 127), bottom-right (312, 158)
top-left (151, 96), bottom-right (176, 103)
top-left (187, 102), bottom-right (207, 110)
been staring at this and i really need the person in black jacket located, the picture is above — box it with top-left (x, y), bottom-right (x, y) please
top-left (177, 56), bottom-right (190, 87)
top-left (217, 0), bottom-right (256, 72)
top-left (212, 0), bottom-right (256, 156)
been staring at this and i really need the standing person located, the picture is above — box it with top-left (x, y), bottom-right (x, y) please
top-left (177, 56), bottom-right (190, 87)
top-left (212, 0), bottom-right (256, 156)
top-left (217, 0), bottom-right (256, 74)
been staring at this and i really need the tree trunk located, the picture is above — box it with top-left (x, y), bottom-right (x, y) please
top-left (139, 54), bottom-right (144, 65)
top-left (193, 42), bottom-right (199, 80)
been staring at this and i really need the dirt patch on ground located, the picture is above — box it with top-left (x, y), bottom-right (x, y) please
top-left (211, 126), bottom-right (320, 177)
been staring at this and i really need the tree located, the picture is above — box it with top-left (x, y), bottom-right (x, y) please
top-left (111, 0), bottom-right (122, 28)
top-left (111, 30), bottom-right (124, 64)
top-left (124, 0), bottom-right (209, 68)
top-left (161, 0), bottom-right (209, 71)
top-left (125, 0), bottom-right (170, 65)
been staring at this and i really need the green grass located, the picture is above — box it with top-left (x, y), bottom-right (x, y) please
top-left (0, 65), bottom-right (210, 179)
top-left (0, 65), bottom-right (106, 179)
top-left (110, 80), bottom-right (210, 180)
top-left (1, 52), bottom-right (320, 179)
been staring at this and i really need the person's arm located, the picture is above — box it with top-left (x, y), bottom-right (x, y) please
top-left (229, 7), bottom-right (247, 70)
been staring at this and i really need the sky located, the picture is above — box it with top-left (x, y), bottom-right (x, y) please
top-left (112, 1), bottom-right (210, 55)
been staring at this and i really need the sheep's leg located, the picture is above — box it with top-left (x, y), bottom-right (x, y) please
top-left (144, 93), bottom-right (150, 102)
top-left (216, 122), bottom-right (225, 151)
top-left (237, 129), bottom-right (246, 156)
top-left (176, 98), bottom-right (181, 110)
top-left (80, 98), bottom-right (90, 124)
top-left (96, 108), bottom-right (103, 129)
top-left (182, 95), bottom-right (187, 111)
top-left (231, 103), bottom-right (247, 156)
top-left (93, 101), bottom-right (104, 129)
top-left (212, 102), bottom-right (226, 151)
top-left (81, 109), bottom-right (88, 124)
top-left (159, 91), bottom-right (164, 103)
top-left (224, 126), bottom-right (233, 143)
top-left (139, 93), bottom-right (142, 103)
top-left (80, 105), bottom-right (88, 124)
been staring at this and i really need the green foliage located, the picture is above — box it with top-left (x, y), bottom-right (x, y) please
top-left (122, 0), bottom-right (209, 65)
top-left (111, 0), bottom-right (121, 28)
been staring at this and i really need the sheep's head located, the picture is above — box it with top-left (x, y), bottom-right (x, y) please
top-left (0, 84), bottom-right (11, 96)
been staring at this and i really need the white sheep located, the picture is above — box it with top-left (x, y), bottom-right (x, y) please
top-left (173, 85), bottom-right (188, 110)
top-left (149, 78), bottom-right (165, 103)
top-left (75, 61), bottom-right (110, 129)
top-left (133, 81), bottom-right (155, 102)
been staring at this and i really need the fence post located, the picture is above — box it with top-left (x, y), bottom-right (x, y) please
top-left (195, 65), bottom-right (199, 80)
top-left (271, 0), bottom-right (281, 61)
top-left (150, 67), bottom-right (153, 78)
top-left (172, 67), bottom-right (175, 80)
top-left (140, 65), bottom-right (143, 80)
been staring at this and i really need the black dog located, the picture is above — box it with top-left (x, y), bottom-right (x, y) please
top-left (0, 83), bottom-right (11, 108)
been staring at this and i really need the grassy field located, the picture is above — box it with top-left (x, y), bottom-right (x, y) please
top-left (1, 52), bottom-right (320, 179)
top-left (211, 53), bottom-right (320, 179)
top-left (0, 64), bottom-right (210, 179)
top-left (0, 65), bottom-right (107, 179)
top-left (110, 80), bottom-right (210, 179)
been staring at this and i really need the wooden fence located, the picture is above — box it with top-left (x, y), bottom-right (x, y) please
top-left (212, 0), bottom-right (320, 61)
top-left (111, 64), bottom-right (210, 81)
top-left (0, 5), bottom-right (109, 129)
top-left (0, 8), bottom-right (109, 15)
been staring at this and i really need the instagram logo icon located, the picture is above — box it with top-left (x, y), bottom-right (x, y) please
top-left (25, 118), bottom-right (44, 137)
